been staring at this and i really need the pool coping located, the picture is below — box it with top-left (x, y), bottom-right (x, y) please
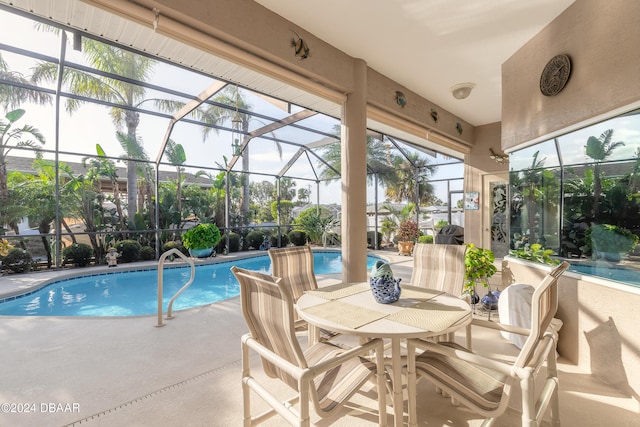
top-left (0, 250), bottom-right (283, 301)
top-left (0, 248), bottom-right (353, 302)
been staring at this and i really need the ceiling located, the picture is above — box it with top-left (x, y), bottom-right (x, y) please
top-left (255, 0), bottom-right (575, 127)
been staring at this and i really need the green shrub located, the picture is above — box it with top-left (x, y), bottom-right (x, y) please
top-left (62, 243), bottom-right (93, 267)
top-left (215, 232), bottom-right (242, 253)
top-left (181, 223), bottom-right (222, 250)
top-left (288, 230), bottom-right (308, 246)
top-left (162, 241), bottom-right (189, 257)
top-left (270, 233), bottom-right (289, 248)
top-left (115, 240), bottom-right (142, 263)
top-left (140, 246), bottom-right (156, 260)
top-left (418, 235), bottom-right (434, 244)
top-left (1, 248), bottom-right (33, 273)
top-left (246, 230), bottom-right (266, 249)
top-left (367, 231), bottom-right (383, 249)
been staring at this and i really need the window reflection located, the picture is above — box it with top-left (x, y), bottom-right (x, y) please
top-left (510, 109), bottom-right (640, 286)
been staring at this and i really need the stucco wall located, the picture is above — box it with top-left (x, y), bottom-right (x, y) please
top-left (464, 123), bottom-right (507, 247)
top-left (502, 0), bottom-right (640, 149)
top-left (503, 257), bottom-right (640, 395)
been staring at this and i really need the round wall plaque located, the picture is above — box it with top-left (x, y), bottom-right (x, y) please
top-left (540, 54), bottom-right (571, 96)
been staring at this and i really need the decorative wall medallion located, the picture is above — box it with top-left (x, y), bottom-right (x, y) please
top-left (291, 30), bottom-right (310, 59)
top-left (456, 122), bottom-right (463, 135)
top-left (540, 54), bottom-right (571, 96)
top-left (430, 109), bottom-right (438, 122)
top-left (395, 91), bottom-right (407, 107)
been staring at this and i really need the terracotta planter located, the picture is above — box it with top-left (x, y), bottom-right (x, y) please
top-left (397, 241), bottom-right (414, 256)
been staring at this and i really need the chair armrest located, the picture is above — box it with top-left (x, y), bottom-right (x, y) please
top-left (470, 317), bottom-right (531, 336)
top-left (305, 338), bottom-right (385, 378)
top-left (242, 333), bottom-right (304, 380)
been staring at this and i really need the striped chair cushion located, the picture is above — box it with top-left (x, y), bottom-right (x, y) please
top-left (410, 243), bottom-right (467, 296)
top-left (415, 342), bottom-right (507, 412)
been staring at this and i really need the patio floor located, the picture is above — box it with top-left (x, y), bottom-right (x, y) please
top-left (0, 251), bottom-right (638, 426)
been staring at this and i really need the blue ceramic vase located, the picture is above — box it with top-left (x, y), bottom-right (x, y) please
top-left (481, 288), bottom-right (500, 310)
top-left (369, 260), bottom-right (401, 304)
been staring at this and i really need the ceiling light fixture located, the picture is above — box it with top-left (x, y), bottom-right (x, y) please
top-left (450, 82), bottom-right (475, 100)
top-left (489, 148), bottom-right (508, 164)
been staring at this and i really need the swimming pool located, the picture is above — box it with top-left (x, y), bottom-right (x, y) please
top-left (0, 252), bottom-right (383, 317)
top-left (568, 263), bottom-right (640, 287)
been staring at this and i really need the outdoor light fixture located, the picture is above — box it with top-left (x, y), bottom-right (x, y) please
top-left (231, 84), bottom-right (243, 156)
top-left (489, 148), bottom-right (508, 164)
top-left (450, 82), bottom-right (475, 100)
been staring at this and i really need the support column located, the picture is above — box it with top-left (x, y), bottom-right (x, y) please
top-left (341, 58), bottom-right (368, 283)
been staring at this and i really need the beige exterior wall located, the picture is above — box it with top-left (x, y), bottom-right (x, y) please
top-left (464, 123), bottom-right (508, 248)
top-left (502, 0), bottom-right (640, 149)
top-left (501, 0), bottom-right (640, 395)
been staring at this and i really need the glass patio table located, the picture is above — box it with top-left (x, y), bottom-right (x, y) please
top-left (297, 282), bottom-right (472, 427)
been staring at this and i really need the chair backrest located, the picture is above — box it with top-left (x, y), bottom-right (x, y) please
top-left (514, 261), bottom-right (570, 368)
top-left (268, 245), bottom-right (318, 302)
top-left (409, 243), bottom-right (467, 296)
top-left (231, 266), bottom-right (307, 389)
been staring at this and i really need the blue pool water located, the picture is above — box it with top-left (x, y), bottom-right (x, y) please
top-left (0, 252), bottom-right (381, 317)
top-left (568, 263), bottom-right (640, 287)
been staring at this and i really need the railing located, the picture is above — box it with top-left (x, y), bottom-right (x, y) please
top-left (156, 248), bottom-right (195, 327)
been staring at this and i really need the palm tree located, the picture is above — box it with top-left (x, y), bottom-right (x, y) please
top-left (383, 152), bottom-right (435, 204)
top-left (0, 109), bottom-right (45, 202)
top-left (0, 52), bottom-right (51, 111)
top-left (585, 129), bottom-right (625, 221)
top-left (32, 37), bottom-right (181, 221)
top-left (319, 134), bottom-right (435, 204)
top-left (163, 139), bottom-right (186, 221)
top-left (82, 143), bottom-right (126, 230)
top-left (198, 85), bottom-right (281, 224)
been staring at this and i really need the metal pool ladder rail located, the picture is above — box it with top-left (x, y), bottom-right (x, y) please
top-left (156, 248), bottom-right (195, 327)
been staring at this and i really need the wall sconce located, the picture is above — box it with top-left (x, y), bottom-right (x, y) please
top-left (450, 82), bottom-right (475, 100)
top-left (291, 30), bottom-right (309, 59)
top-left (489, 148), bottom-right (508, 164)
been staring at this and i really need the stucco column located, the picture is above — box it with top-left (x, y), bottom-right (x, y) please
top-left (341, 58), bottom-right (368, 283)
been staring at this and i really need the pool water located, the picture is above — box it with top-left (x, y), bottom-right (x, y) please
top-left (0, 252), bottom-right (381, 317)
top-left (568, 263), bottom-right (640, 287)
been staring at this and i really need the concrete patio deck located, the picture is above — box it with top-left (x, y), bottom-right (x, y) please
top-left (0, 251), bottom-right (638, 426)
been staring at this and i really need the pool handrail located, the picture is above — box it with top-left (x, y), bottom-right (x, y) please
top-left (156, 248), bottom-right (196, 327)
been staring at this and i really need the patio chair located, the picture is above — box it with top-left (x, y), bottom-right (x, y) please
top-left (268, 246), bottom-right (339, 343)
top-left (409, 243), bottom-right (467, 342)
top-left (409, 243), bottom-right (467, 296)
top-left (406, 261), bottom-right (570, 427)
top-left (231, 266), bottom-right (387, 427)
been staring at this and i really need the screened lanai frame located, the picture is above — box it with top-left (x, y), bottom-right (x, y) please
top-left (509, 107), bottom-right (640, 284)
top-left (0, 6), bottom-right (463, 269)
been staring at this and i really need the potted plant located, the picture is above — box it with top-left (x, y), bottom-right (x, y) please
top-left (583, 224), bottom-right (639, 262)
top-left (464, 244), bottom-right (497, 307)
top-left (397, 218), bottom-right (420, 255)
top-left (182, 223), bottom-right (222, 258)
